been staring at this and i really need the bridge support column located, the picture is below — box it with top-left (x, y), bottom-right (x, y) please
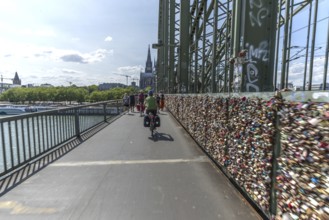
top-left (232, 0), bottom-right (278, 92)
top-left (178, 0), bottom-right (190, 93)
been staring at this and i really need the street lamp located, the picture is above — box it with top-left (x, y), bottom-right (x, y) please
top-left (152, 43), bottom-right (163, 49)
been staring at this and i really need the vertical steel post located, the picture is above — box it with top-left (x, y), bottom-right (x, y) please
top-left (228, 0), bottom-right (236, 93)
top-left (164, 0), bottom-right (169, 93)
top-left (323, 17), bottom-right (329, 90)
top-left (274, 2), bottom-right (282, 90)
top-left (21, 119), bottom-right (27, 161)
top-left (194, 9), bottom-right (199, 94)
top-left (179, 0), bottom-right (190, 93)
top-left (116, 100), bottom-right (119, 115)
top-left (201, 0), bottom-right (207, 93)
top-left (280, 0), bottom-right (290, 89)
top-left (15, 120), bottom-right (21, 164)
top-left (1, 122), bottom-right (8, 172)
top-left (224, 0), bottom-right (230, 93)
top-left (211, 0), bottom-right (218, 93)
top-left (308, 0), bottom-right (319, 90)
top-left (157, 0), bottom-right (165, 92)
top-left (75, 109), bottom-right (80, 138)
top-left (27, 118), bottom-right (32, 159)
top-left (169, 0), bottom-right (176, 94)
top-left (8, 122), bottom-right (14, 168)
top-left (285, 0), bottom-right (294, 87)
top-left (238, 0), bottom-right (246, 91)
top-left (269, 105), bottom-right (281, 216)
top-left (230, 0), bottom-right (241, 94)
top-left (303, 2), bottom-right (312, 91)
top-left (103, 103), bottom-right (107, 122)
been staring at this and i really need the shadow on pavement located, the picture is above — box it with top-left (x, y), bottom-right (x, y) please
top-left (148, 132), bottom-right (174, 142)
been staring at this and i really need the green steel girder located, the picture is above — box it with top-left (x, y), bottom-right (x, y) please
top-left (155, 0), bottom-right (321, 94)
top-left (279, 0), bottom-right (311, 27)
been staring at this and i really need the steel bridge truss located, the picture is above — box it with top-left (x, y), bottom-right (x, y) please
top-left (155, 0), bottom-right (329, 93)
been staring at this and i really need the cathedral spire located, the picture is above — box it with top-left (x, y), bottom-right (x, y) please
top-left (145, 45), bottom-right (153, 73)
top-left (147, 45), bottom-right (151, 61)
top-left (13, 72), bottom-right (21, 85)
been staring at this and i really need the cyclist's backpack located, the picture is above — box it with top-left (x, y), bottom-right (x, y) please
top-left (155, 115), bottom-right (160, 127)
top-left (143, 115), bottom-right (150, 127)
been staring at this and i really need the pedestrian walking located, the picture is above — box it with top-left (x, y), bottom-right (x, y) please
top-left (123, 93), bottom-right (129, 113)
top-left (156, 93), bottom-right (160, 113)
top-left (159, 91), bottom-right (165, 111)
top-left (138, 91), bottom-right (145, 116)
top-left (129, 93), bottom-right (136, 112)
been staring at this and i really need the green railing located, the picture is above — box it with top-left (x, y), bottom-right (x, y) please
top-left (166, 91), bottom-right (329, 220)
top-left (0, 100), bottom-right (121, 177)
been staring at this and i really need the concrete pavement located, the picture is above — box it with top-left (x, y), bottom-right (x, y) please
top-left (0, 110), bottom-right (261, 220)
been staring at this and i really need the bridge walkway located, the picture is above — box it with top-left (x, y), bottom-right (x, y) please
top-left (0, 110), bottom-right (261, 220)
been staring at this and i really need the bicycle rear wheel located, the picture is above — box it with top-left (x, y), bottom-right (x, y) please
top-left (150, 123), bottom-right (154, 137)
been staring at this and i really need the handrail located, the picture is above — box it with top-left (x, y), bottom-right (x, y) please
top-left (0, 100), bottom-right (122, 177)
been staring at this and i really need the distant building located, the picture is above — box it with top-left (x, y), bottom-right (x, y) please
top-left (40, 83), bottom-right (54, 88)
top-left (139, 46), bottom-right (155, 90)
top-left (98, 83), bottom-right (125, 90)
top-left (12, 72), bottom-right (21, 85)
top-left (0, 72), bottom-right (21, 93)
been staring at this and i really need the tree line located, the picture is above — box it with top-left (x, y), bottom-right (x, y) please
top-left (0, 85), bottom-right (151, 104)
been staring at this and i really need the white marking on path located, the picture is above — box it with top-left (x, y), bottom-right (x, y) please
top-left (50, 156), bottom-right (209, 167)
top-left (0, 201), bottom-right (57, 214)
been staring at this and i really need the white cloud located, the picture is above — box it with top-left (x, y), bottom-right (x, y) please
top-left (0, 1), bottom-right (160, 86)
top-left (0, 40), bottom-right (111, 64)
top-left (117, 65), bottom-right (143, 74)
top-left (279, 56), bottom-right (327, 86)
top-left (58, 49), bottom-right (113, 64)
top-left (62, 69), bottom-right (83, 74)
top-left (105, 36), bottom-right (113, 42)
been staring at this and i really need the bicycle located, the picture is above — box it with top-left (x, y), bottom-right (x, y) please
top-left (144, 110), bottom-right (160, 139)
top-left (148, 112), bottom-right (156, 137)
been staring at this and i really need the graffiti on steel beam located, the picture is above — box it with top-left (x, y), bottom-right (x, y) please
top-left (248, 0), bottom-right (269, 27)
top-left (246, 63), bottom-right (259, 92)
top-left (246, 41), bottom-right (269, 62)
top-left (244, 41), bottom-right (269, 92)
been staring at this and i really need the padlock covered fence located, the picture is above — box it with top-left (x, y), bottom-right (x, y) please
top-left (166, 92), bottom-right (329, 220)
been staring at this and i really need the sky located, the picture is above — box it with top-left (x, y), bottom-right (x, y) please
top-left (0, 1), bottom-right (328, 88)
top-left (276, 0), bottom-right (329, 87)
top-left (0, 0), bottom-right (159, 86)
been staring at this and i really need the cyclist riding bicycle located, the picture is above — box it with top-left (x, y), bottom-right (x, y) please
top-left (144, 90), bottom-right (157, 116)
